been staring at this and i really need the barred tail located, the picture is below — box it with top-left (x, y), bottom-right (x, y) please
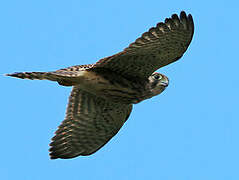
top-left (6, 72), bottom-right (54, 80)
top-left (6, 71), bottom-right (81, 86)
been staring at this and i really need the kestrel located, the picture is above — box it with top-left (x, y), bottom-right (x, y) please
top-left (7, 11), bottom-right (194, 159)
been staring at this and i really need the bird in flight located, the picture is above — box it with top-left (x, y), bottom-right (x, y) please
top-left (7, 11), bottom-right (194, 159)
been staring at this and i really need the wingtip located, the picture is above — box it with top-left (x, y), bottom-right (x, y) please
top-left (49, 150), bottom-right (80, 160)
top-left (180, 11), bottom-right (187, 18)
top-left (179, 11), bottom-right (194, 35)
top-left (49, 150), bottom-right (61, 160)
top-left (188, 13), bottom-right (193, 20)
top-left (49, 156), bottom-right (58, 160)
top-left (170, 11), bottom-right (194, 25)
top-left (187, 13), bottom-right (194, 30)
top-left (179, 11), bottom-right (193, 21)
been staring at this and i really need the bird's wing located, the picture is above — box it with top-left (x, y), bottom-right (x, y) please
top-left (92, 11), bottom-right (194, 80)
top-left (49, 86), bottom-right (132, 159)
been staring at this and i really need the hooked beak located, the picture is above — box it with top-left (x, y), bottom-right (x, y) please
top-left (160, 77), bottom-right (169, 87)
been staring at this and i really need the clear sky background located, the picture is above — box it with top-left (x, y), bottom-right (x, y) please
top-left (1, 0), bottom-right (238, 180)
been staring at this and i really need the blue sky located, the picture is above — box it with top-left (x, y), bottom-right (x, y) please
top-left (1, 0), bottom-right (238, 179)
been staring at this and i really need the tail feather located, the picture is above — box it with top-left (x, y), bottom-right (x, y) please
top-left (6, 71), bottom-right (82, 86)
top-left (6, 72), bottom-right (52, 80)
top-left (6, 71), bottom-right (65, 81)
top-left (6, 64), bottom-right (93, 86)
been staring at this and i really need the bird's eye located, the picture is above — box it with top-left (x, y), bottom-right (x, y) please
top-left (153, 74), bottom-right (162, 80)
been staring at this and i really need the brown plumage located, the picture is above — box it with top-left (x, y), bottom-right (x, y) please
top-left (49, 86), bottom-right (132, 159)
top-left (6, 11), bottom-right (194, 159)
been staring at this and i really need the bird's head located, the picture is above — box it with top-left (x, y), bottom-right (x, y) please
top-left (145, 72), bottom-right (169, 98)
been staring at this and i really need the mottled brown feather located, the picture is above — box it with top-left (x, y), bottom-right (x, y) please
top-left (49, 86), bottom-right (132, 159)
top-left (92, 11), bottom-right (194, 80)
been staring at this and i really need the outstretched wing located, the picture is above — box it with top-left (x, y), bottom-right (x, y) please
top-left (49, 86), bottom-right (132, 159)
top-left (92, 11), bottom-right (194, 80)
